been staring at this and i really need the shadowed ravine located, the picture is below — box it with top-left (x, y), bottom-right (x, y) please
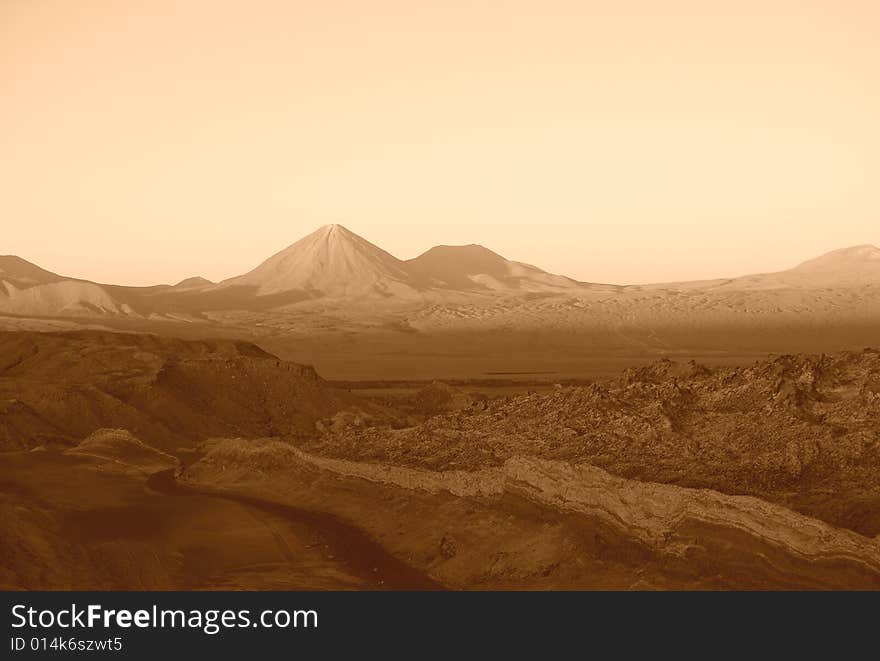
top-left (146, 468), bottom-right (443, 591)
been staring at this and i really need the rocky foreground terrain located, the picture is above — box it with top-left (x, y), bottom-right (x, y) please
top-left (181, 439), bottom-right (880, 589)
top-left (0, 330), bottom-right (361, 451)
top-left (2, 331), bottom-right (880, 589)
top-left (304, 349), bottom-right (880, 537)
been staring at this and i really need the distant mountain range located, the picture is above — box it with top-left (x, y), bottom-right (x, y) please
top-left (1, 224), bottom-right (879, 319)
top-left (221, 224), bottom-right (583, 297)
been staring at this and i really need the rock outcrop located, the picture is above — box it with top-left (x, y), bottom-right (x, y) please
top-left (302, 350), bottom-right (880, 535)
top-left (182, 439), bottom-right (880, 589)
top-left (0, 331), bottom-right (351, 451)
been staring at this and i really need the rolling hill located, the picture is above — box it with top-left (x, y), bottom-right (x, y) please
top-left (0, 255), bottom-right (134, 317)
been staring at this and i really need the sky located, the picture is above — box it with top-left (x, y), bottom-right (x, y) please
top-left (2, 0), bottom-right (878, 286)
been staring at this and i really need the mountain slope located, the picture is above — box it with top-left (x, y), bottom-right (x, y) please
top-left (0, 255), bottom-right (65, 287)
top-left (406, 244), bottom-right (583, 292)
top-left (173, 276), bottom-right (213, 289)
top-left (790, 244), bottom-right (880, 283)
top-left (648, 243), bottom-right (880, 291)
top-left (0, 256), bottom-right (134, 317)
top-left (221, 224), bottom-right (418, 298)
top-left (735, 243), bottom-right (880, 289)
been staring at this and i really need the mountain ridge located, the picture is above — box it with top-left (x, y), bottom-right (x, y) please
top-left (2, 228), bottom-right (879, 319)
top-left (217, 224), bottom-right (585, 298)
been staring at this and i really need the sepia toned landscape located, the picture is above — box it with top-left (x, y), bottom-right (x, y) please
top-left (2, 227), bottom-right (880, 590)
top-left (3, 1), bottom-right (880, 592)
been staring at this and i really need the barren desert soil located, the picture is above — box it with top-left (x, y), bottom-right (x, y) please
top-left (179, 440), bottom-right (880, 590)
top-left (3, 330), bottom-right (880, 590)
top-left (0, 450), bottom-right (436, 590)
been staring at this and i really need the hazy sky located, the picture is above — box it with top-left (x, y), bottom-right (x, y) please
top-left (2, 1), bottom-right (878, 286)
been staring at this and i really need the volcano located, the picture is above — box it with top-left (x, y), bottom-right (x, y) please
top-left (406, 244), bottom-right (583, 291)
top-left (221, 224), bottom-right (418, 298)
top-left (222, 226), bottom-right (586, 298)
